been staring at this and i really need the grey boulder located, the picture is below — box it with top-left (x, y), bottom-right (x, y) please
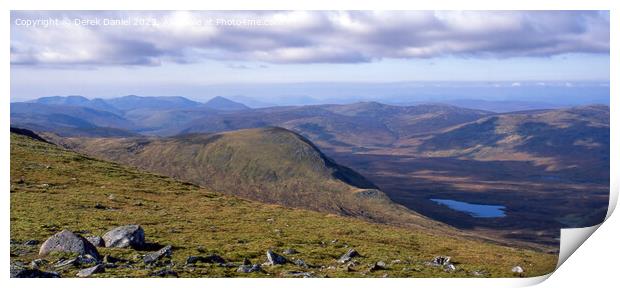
top-left (38, 230), bottom-right (100, 260)
top-left (102, 225), bottom-right (145, 249)
top-left (338, 249), bottom-right (360, 263)
top-left (76, 264), bottom-right (105, 277)
top-left (143, 245), bottom-right (172, 264)
top-left (86, 236), bottom-right (105, 247)
top-left (266, 250), bottom-right (288, 265)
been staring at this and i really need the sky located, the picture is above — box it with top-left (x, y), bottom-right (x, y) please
top-left (10, 10), bottom-right (610, 104)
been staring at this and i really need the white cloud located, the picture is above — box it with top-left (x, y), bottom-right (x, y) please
top-left (10, 11), bottom-right (610, 67)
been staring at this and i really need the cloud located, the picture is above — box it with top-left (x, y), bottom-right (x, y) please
top-left (10, 10), bottom-right (610, 67)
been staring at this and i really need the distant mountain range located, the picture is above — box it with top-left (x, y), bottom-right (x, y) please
top-left (11, 95), bottom-right (249, 136)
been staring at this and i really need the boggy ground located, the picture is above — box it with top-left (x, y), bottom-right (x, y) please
top-left (10, 133), bottom-right (557, 277)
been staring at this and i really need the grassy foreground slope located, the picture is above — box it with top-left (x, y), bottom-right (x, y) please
top-left (10, 132), bottom-right (557, 277)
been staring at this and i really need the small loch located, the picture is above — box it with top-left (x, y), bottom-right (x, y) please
top-left (430, 199), bottom-right (506, 218)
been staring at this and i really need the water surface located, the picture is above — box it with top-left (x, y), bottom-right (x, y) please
top-left (430, 198), bottom-right (506, 218)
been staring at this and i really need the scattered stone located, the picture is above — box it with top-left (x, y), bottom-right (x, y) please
top-left (337, 249), bottom-right (360, 263)
top-left (102, 225), bottom-right (145, 249)
top-left (23, 239), bottom-right (39, 246)
top-left (196, 246), bottom-right (206, 253)
top-left (76, 264), bottom-right (105, 277)
top-left (430, 256), bottom-right (451, 266)
top-left (30, 259), bottom-right (47, 269)
top-left (144, 245), bottom-right (172, 264)
top-left (53, 254), bottom-right (98, 268)
top-left (445, 264), bottom-right (456, 272)
top-left (94, 203), bottom-right (106, 209)
top-left (242, 258), bottom-right (252, 266)
top-left (39, 230), bottom-right (100, 260)
top-left (266, 250), bottom-right (288, 265)
top-left (282, 248), bottom-right (299, 255)
top-left (108, 194), bottom-right (116, 200)
top-left (286, 271), bottom-right (315, 278)
top-left (237, 264), bottom-right (263, 273)
top-left (512, 266), bottom-right (524, 274)
top-left (292, 258), bottom-right (309, 268)
top-left (185, 254), bottom-right (226, 265)
top-left (391, 259), bottom-right (402, 264)
top-left (86, 236), bottom-right (105, 247)
top-left (11, 263), bottom-right (60, 278)
top-left (471, 270), bottom-right (486, 277)
top-left (150, 268), bottom-right (178, 277)
top-left (369, 261), bottom-right (387, 271)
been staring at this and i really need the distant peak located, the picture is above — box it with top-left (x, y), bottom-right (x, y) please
top-left (204, 96), bottom-right (249, 111)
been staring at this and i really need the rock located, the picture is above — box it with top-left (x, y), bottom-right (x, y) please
top-left (185, 254), bottom-right (226, 265)
top-left (30, 259), bottom-right (47, 269)
top-left (266, 250), bottom-right (288, 265)
top-left (94, 203), bottom-right (106, 209)
top-left (369, 261), bottom-right (387, 271)
top-left (512, 266), bottom-right (524, 274)
top-left (286, 271), bottom-right (315, 278)
top-left (108, 194), bottom-right (116, 200)
top-left (53, 254), bottom-right (98, 268)
top-left (24, 239), bottom-right (39, 246)
top-left (237, 264), bottom-right (263, 273)
top-left (293, 258), bottom-right (309, 268)
top-left (11, 263), bottom-right (60, 278)
top-left (39, 230), bottom-right (100, 260)
top-left (242, 258), bottom-right (252, 266)
top-left (430, 256), bottom-right (451, 266)
top-left (337, 249), bottom-right (360, 263)
top-left (86, 236), bottom-right (104, 247)
top-left (143, 245), bottom-right (172, 264)
top-left (76, 264), bottom-right (105, 277)
top-left (149, 268), bottom-right (178, 277)
top-left (445, 264), bottom-right (456, 272)
top-left (282, 248), bottom-right (299, 255)
top-left (102, 225), bottom-right (145, 249)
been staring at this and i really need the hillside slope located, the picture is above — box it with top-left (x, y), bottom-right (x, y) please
top-left (45, 127), bottom-right (438, 230)
top-left (410, 105), bottom-right (610, 182)
top-left (179, 102), bottom-right (490, 150)
top-left (10, 131), bottom-right (557, 277)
